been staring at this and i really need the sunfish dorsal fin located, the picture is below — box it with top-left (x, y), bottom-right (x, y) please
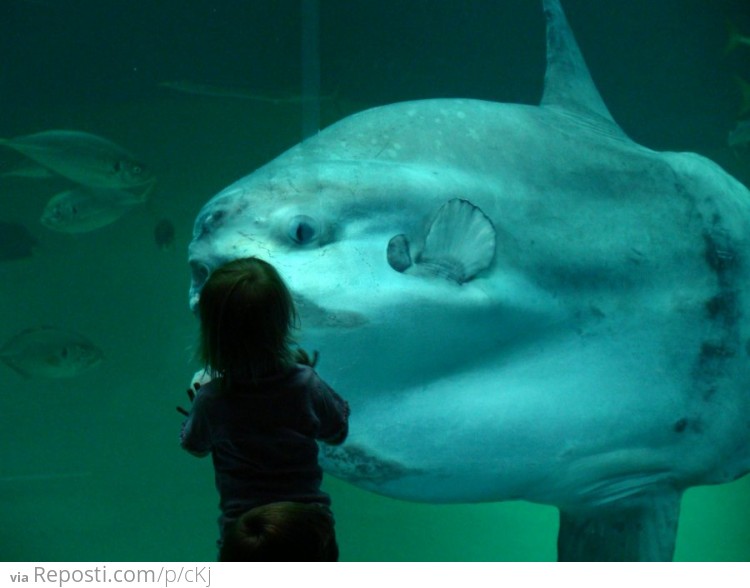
top-left (541, 0), bottom-right (625, 136)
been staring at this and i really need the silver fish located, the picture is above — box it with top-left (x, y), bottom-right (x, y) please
top-left (40, 186), bottom-right (146, 233)
top-left (0, 327), bottom-right (102, 378)
top-left (0, 130), bottom-right (154, 190)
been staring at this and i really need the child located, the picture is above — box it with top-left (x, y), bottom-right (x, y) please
top-left (219, 501), bottom-right (339, 562)
top-left (179, 257), bottom-right (350, 552)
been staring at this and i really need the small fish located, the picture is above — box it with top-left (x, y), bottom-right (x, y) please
top-left (0, 327), bottom-right (102, 378)
top-left (0, 220), bottom-right (37, 261)
top-left (159, 80), bottom-right (338, 104)
top-left (154, 218), bottom-right (176, 249)
top-left (40, 186), bottom-right (146, 233)
top-left (728, 119), bottom-right (750, 148)
top-left (725, 21), bottom-right (750, 54)
top-left (0, 130), bottom-right (154, 190)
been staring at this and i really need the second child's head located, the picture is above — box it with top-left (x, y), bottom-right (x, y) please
top-left (219, 502), bottom-right (339, 562)
top-left (198, 257), bottom-right (297, 387)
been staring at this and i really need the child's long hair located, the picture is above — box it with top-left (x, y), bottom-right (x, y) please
top-left (198, 257), bottom-right (298, 391)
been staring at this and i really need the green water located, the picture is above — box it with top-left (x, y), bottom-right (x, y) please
top-left (2, 0), bottom-right (750, 561)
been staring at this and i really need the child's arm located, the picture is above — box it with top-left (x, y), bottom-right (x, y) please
top-left (179, 381), bottom-right (212, 457)
top-left (312, 379), bottom-right (350, 446)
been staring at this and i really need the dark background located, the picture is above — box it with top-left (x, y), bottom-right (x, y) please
top-left (1, 0), bottom-right (748, 150)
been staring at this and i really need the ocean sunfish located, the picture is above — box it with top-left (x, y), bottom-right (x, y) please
top-left (186, 0), bottom-right (750, 561)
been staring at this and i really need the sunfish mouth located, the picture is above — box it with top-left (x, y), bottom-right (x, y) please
top-left (293, 294), bottom-right (368, 329)
top-left (187, 283), bottom-right (367, 329)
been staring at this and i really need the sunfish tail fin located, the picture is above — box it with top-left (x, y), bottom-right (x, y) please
top-left (557, 490), bottom-right (682, 561)
top-left (540, 0), bottom-right (625, 136)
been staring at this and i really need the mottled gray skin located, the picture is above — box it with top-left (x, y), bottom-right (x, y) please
top-left (188, 0), bottom-right (750, 560)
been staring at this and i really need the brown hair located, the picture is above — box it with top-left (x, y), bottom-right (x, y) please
top-left (198, 257), bottom-right (298, 390)
top-left (219, 502), bottom-right (339, 562)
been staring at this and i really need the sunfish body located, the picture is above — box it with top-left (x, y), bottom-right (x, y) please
top-left (187, 0), bottom-right (750, 560)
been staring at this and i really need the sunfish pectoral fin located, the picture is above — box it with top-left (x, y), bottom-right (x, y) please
top-left (386, 198), bottom-right (496, 284)
top-left (557, 490), bottom-right (682, 561)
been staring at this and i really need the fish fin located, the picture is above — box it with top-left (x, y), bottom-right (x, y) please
top-left (387, 234), bottom-right (413, 273)
top-left (557, 491), bottom-right (681, 561)
top-left (0, 327), bottom-right (38, 353)
top-left (540, 0), bottom-right (625, 137)
top-left (0, 358), bottom-right (32, 379)
top-left (416, 199), bottom-right (495, 284)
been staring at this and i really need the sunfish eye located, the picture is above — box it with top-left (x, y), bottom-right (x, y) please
top-left (288, 215), bottom-right (319, 245)
top-left (130, 163), bottom-right (143, 176)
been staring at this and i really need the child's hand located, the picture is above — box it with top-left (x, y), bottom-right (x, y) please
top-left (294, 348), bottom-right (319, 368)
top-left (176, 369), bottom-right (212, 416)
top-left (190, 369), bottom-right (213, 387)
top-left (176, 382), bottom-right (200, 416)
